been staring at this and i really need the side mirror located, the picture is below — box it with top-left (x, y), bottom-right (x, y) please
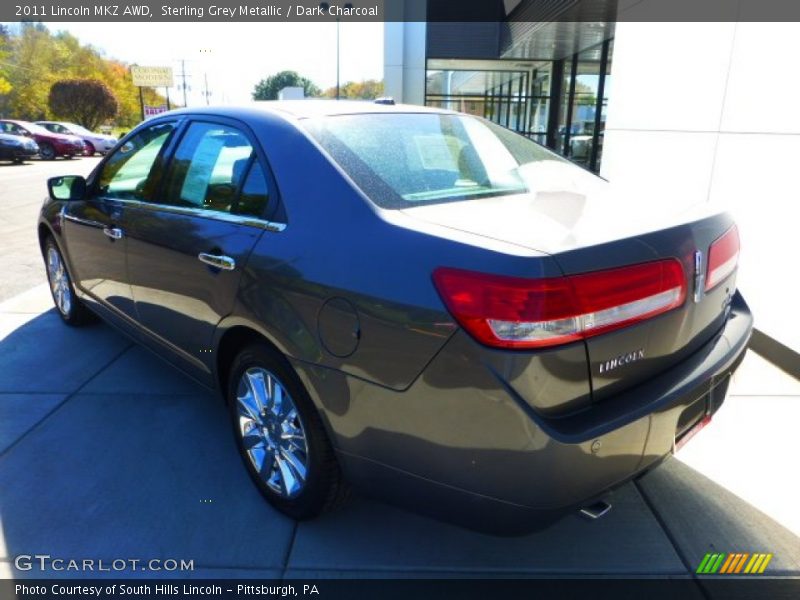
top-left (48, 175), bottom-right (87, 202)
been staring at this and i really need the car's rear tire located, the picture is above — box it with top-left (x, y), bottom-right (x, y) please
top-left (39, 143), bottom-right (56, 160)
top-left (226, 343), bottom-right (350, 520)
top-left (44, 237), bottom-right (95, 326)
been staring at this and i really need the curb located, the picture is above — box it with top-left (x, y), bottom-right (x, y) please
top-left (749, 329), bottom-right (800, 382)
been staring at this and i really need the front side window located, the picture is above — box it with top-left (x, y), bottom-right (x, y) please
top-left (1, 122), bottom-right (25, 136)
top-left (162, 121), bottom-right (256, 215)
top-left (97, 122), bottom-right (175, 200)
top-left (304, 113), bottom-right (570, 209)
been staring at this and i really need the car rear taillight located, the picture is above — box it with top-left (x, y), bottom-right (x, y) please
top-left (705, 225), bottom-right (740, 292)
top-left (432, 260), bottom-right (687, 349)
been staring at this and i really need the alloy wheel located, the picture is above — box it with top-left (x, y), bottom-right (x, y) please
top-left (235, 367), bottom-right (309, 498)
top-left (39, 144), bottom-right (55, 160)
top-left (46, 246), bottom-right (72, 316)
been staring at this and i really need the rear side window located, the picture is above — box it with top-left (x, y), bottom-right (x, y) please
top-left (162, 121), bottom-right (261, 215)
top-left (304, 113), bottom-right (567, 209)
top-left (97, 122), bottom-right (175, 201)
top-left (234, 162), bottom-right (270, 218)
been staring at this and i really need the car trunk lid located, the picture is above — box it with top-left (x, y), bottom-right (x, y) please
top-left (401, 181), bottom-right (738, 403)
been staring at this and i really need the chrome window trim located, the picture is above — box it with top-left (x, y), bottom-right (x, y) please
top-left (97, 197), bottom-right (287, 232)
top-left (63, 213), bottom-right (105, 229)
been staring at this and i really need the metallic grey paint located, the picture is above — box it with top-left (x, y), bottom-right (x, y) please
top-left (38, 101), bottom-right (753, 532)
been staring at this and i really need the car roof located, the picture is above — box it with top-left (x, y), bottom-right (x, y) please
top-left (165, 99), bottom-right (456, 121)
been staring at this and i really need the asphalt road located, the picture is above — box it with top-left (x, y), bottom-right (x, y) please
top-left (0, 156), bottom-right (101, 302)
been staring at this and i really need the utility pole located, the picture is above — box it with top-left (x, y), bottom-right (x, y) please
top-left (180, 59), bottom-right (189, 106)
top-left (336, 17), bottom-right (340, 99)
top-left (198, 48), bottom-right (212, 106)
top-left (320, 2), bottom-right (352, 100)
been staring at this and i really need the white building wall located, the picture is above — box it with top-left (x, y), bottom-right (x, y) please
top-left (602, 22), bottom-right (800, 352)
top-left (383, 18), bottom-right (426, 104)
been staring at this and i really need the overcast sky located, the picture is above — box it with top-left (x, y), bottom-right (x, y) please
top-left (42, 22), bottom-right (384, 105)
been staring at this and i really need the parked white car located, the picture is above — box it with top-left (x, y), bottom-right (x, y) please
top-left (35, 121), bottom-right (118, 156)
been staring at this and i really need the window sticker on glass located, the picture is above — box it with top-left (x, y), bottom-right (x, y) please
top-left (180, 135), bottom-right (226, 205)
top-left (413, 134), bottom-right (461, 171)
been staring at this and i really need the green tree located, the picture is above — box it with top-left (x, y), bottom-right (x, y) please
top-left (252, 70), bottom-right (320, 100)
top-left (48, 78), bottom-right (119, 129)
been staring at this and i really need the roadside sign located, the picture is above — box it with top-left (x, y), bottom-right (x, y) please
top-left (144, 105), bottom-right (169, 119)
top-left (131, 66), bottom-right (174, 87)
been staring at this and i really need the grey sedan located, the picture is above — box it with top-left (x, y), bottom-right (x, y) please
top-left (37, 101), bottom-right (752, 532)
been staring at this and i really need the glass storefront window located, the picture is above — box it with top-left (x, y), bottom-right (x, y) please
top-left (425, 41), bottom-right (612, 174)
top-left (593, 39), bottom-right (613, 172)
top-left (425, 59), bottom-right (552, 142)
top-left (556, 39), bottom-right (612, 172)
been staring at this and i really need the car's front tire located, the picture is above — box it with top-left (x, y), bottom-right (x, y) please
top-left (227, 343), bottom-right (350, 520)
top-left (44, 237), bottom-right (95, 326)
top-left (39, 143), bottom-right (56, 160)
top-left (85, 142), bottom-right (95, 156)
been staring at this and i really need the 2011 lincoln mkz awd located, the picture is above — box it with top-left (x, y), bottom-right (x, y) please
top-left (38, 101), bottom-right (752, 533)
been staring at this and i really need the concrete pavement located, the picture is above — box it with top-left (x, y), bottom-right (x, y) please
top-left (0, 157), bottom-right (101, 303)
top-left (1, 157), bottom-right (798, 582)
top-left (0, 284), bottom-right (797, 580)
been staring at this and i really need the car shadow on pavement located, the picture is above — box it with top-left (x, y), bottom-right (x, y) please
top-left (0, 309), bottom-right (797, 580)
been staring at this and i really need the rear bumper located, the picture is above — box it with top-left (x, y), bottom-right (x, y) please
top-left (294, 291), bottom-right (753, 533)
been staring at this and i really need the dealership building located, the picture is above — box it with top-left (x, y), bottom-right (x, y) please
top-left (384, 0), bottom-right (800, 372)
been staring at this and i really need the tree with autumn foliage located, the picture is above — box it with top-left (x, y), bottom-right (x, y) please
top-left (0, 25), bottom-right (12, 98)
top-left (322, 79), bottom-right (384, 100)
top-left (0, 22), bottom-right (170, 127)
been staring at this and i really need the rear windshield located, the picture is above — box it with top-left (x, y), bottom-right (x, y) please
top-left (304, 113), bottom-right (568, 209)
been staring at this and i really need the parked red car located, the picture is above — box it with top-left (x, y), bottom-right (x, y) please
top-left (0, 119), bottom-right (85, 160)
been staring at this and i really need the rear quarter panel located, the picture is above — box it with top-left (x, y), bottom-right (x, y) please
top-left (227, 114), bottom-right (572, 392)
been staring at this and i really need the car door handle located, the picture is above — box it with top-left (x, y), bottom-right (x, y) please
top-left (103, 227), bottom-right (123, 240)
top-left (198, 253), bottom-right (236, 271)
